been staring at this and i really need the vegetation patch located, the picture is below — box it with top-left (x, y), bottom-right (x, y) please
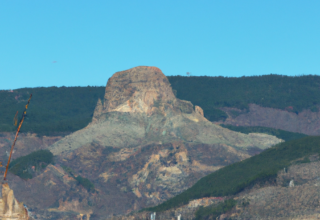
top-left (146, 136), bottom-right (320, 212)
top-left (195, 199), bottom-right (237, 220)
top-left (220, 124), bottom-right (307, 142)
top-left (9, 149), bottom-right (54, 179)
top-left (102, 146), bottom-right (121, 155)
top-left (61, 165), bottom-right (95, 192)
top-left (202, 107), bottom-right (228, 122)
top-left (75, 175), bottom-right (95, 192)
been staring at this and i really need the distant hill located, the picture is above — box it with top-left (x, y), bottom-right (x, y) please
top-left (0, 86), bottom-right (105, 135)
top-left (169, 74), bottom-right (320, 121)
top-left (1, 74), bottom-right (320, 134)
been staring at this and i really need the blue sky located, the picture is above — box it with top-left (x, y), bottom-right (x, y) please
top-left (1, 0), bottom-right (319, 90)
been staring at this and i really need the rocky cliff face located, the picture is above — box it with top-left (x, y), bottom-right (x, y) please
top-left (0, 183), bottom-right (29, 219)
top-left (7, 66), bottom-right (284, 219)
top-left (102, 66), bottom-right (176, 115)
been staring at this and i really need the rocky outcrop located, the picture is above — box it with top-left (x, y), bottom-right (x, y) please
top-left (7, 164), bottom-right (94, 220)
top-left (0, 183), bottom-right (29, 219)
top-left (195, 105), bottom-right (204, 117)
top-left (92, 98), bottom-right (103, 123)
top-left (49, 66), bottom-right (283, 156)
top-left (102, 66), bottom-right (176, 115)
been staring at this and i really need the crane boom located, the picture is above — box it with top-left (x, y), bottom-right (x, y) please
top-left (4, 94), bottom-right (32, 181)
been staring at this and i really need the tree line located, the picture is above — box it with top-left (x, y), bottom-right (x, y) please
top-left (1, 74), bottom-right (320, 134)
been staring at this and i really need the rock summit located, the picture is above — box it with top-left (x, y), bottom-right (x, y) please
top-left (49, 66), bottom-right (282, 155)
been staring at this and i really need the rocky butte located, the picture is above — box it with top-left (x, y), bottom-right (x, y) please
top-left (49, 66), bottom-right (282, 155)
top-left (8, 66), bottom-right (283, 219)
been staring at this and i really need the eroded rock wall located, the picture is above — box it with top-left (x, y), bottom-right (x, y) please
top-left (0, 183), bottom-right (29, 219)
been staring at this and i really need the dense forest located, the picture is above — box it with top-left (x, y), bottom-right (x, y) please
top-left (195, 199), bottom-right (237, 220)
top-left (169, 74), bottom-right (320, 121)
top-left (0, 86), bottom-right (105, 135)
top-left (146, 135), bottom-right (320, 212)
top-left (1, 74), bottom-right (320, 134)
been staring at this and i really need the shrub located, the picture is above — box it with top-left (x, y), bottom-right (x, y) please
top-left (75, 175), bottom-right (95, 192)
top-left (9, 149), bottom-right (54, 179)
top-left (195, 199), bottom-right (237, 220)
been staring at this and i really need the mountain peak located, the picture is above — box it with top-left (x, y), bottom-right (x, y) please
top-left (102, 66), bottom-right (176, 115)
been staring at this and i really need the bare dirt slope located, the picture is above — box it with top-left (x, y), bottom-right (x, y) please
top-left (220, 104), bottom-right (320, 136)
top-left (0, 132), bottom-right (67, 161)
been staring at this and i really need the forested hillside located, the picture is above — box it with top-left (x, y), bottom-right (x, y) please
top-left (169, 74), bottom-right (320, 121)
top-left (1, 74), bottom-right (320, 134)
top-left (0, 86), bottom-right (105, 135)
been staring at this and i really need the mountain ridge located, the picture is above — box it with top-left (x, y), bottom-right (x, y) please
top-left (1, 66), bottom-right (318, 219)
top-left (1, 66), bottom-right (283, 219)
top-left (2, 73), bottom-right (320, 135)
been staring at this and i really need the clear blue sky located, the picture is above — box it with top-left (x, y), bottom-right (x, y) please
top-left (1, 1), bottom-right (319, 90)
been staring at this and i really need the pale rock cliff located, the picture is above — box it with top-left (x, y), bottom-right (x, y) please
top-left (92, 98), bottom-right (103, 123)
top-left (195, 105), bottom-right (204, 117)
top-left (0, 183), bottom-right (29, 219)
top-left (102, 66), bottom-right (176, 115)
